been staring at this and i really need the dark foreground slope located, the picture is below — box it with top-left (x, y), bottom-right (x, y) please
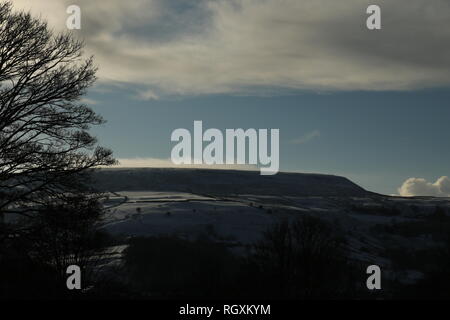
top-left (93, 168), bottom-right (370, 197)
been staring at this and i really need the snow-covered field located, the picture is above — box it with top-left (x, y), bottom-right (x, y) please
top-left (96, 168), bottom-right (450, 272)
top-left (101, 191), bottom-right (278, 245)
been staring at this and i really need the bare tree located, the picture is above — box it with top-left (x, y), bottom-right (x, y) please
top-left (25, 194), bottom-right (107, 283)
top-left (0, 2), bottom-right (115, 225)
top-left (253, 216), bottom-right (356, 298)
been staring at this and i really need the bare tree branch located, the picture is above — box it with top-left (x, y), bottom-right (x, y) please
top-left (0, 1), bottom-right (116, 219)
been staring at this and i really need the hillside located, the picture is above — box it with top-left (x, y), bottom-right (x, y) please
top-left (91, 168), bottom-right (450, 290)
top-left (93, 168), bottom-right (370, 197)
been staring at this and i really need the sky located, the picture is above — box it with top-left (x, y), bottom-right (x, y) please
top-left (11, 0), bottom-right (450, 196)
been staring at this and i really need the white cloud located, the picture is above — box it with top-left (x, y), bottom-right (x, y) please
top-left (398, 176), bottom-right (450, 197)
top-left (135, 89), bottom-right (159, 101)
top-left (80, 98), bottom-right (99, 105)
top-left (12, 0), bottom-right (450, 96)
top-left (290, 130), bottom-right (320, 144)
top-left (114, 157), bottom-right (258, 171)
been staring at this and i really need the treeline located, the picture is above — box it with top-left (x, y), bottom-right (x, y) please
top-left (122, 216), bottom-right (370, 299)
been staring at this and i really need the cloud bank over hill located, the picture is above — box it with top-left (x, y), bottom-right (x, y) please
top-left (398, 176), bottom-right (450, 197)
top-left (114, 157), bottom-right (258, 171)
top-left (13, 0), bottom-right (450, 96)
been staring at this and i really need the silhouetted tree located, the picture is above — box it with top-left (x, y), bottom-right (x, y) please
top-left (252, 216), bottom-right (359, 298)
top-left (27, 195), bottom-right (104, 277)
top-left (0, 2), bottom-right (115, 233)
top-left (0, 194), bottom-right (110, 298)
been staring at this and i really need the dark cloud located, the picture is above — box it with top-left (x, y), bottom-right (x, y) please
top-left (14, 0), bottom-right (450, 95)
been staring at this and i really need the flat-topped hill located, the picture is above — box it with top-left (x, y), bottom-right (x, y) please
top-left (93, 168), bottom-right (370, 197)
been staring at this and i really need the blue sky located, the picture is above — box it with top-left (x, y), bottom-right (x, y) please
top-left (87, 87), bottom-right (450, 195)
top-left (14, 0), bottom-right (450, 196)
